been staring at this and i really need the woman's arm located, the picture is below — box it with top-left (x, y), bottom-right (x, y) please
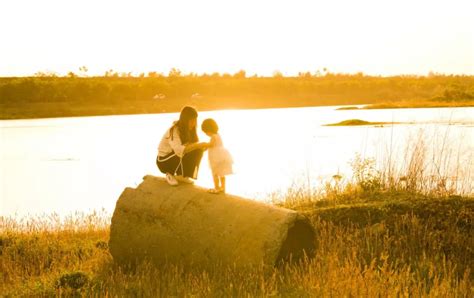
top-left (168, 128), bottom-right (186, 157)
top-left (168, 127), bottom-right (209, 156)
top-left (183, 142), bottom-right (209, 154)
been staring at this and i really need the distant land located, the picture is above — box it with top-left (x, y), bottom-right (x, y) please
top-left (1, 74), bottom-right (473, 119)
top-left (323, 119), bottom-right (402, 126)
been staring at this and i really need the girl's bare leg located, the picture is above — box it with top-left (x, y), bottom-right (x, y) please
top-left (219, 176), bottom-right (226, 193)
top-left (213, 174), bottom-right (220, 190)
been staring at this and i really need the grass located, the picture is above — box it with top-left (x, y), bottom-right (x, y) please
top-left (1, 189), bottom-right (472, 296)
top-left (362, 99), bottom-right (474, 109)
top-left (335, 99), bottom-right (474, 111)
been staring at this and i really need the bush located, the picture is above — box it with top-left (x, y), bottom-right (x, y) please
top-left (350, 154), bottom-right (381, 192)
top-left (55, 271), bottom-right (89, 290)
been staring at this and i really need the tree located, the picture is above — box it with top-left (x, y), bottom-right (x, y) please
top-left (273, 70), bottom-right (283, 78)
top-left (233, 70), bottom-right (246, 79)
top-left (105, 69), bottom-right (118, 77)
top-left (168, 68), bottom-right (182, 77)
top-left (148, 71), bottom-right (163, 78)
top-left (79, 66), bottom-right (88, 77)
top-left (298, 71), bottom-right (312, 78)
top-left (34, 71), bottom-right (58, 77)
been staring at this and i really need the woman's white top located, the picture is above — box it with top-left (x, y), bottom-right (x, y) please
top-left (208, 133), bottom-right (233, 176)
top-left (158, 125), bottom-right (185, 158)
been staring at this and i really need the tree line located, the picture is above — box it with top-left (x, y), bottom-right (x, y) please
top-left (1, 72), bottom-right (473, 119)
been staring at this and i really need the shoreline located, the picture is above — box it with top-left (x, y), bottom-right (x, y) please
top-left (1, 100), bottom-right (473, 121)
top-left (336, 100), bottom-right (474, 111)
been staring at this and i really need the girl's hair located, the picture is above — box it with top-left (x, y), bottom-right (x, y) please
top-left (201, 118), bottom-right (219, 134)
top-left (169, 106), bottom-right (199, 143)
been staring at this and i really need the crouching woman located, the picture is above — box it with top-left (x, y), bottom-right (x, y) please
top-left (156, 106), bottom-right (209, 186)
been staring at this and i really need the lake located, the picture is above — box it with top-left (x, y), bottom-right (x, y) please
top-left (1, 106), bottom-right (473, 217)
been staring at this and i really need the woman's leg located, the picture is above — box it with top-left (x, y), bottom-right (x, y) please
top-left (180, 149), bottom-right (204, 179)
top-left (157, 149), bottom-right (203, 179)
top-left (156, 154), bottom-right (181, 175)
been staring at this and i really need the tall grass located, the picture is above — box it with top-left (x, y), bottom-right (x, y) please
top-left (377, 126), bottom-right (473, 196)
top-left (278, 125), bottom-right (473, 206)
top-left (1, 201), bottom-right (472, 296)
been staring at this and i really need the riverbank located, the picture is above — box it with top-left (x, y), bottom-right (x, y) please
top-left (1, 190), bottom-right (472, 296)
top-left (2, 99), bottom-right (473, 120)
top-left (336, 100), bottom-right (474, 111)
top-left (0, 100), bottom-right (346, 120)
top-left (364, 100), bottom-right (474, 109)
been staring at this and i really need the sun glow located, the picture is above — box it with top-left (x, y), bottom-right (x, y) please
top-left (0, 0), bottom-right (473, 77)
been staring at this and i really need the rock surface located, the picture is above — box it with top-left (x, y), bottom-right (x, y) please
top-left (109, 175), bottom-right (315, 268)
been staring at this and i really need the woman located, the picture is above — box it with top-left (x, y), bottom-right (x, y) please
top-left (156, 106), bottom-right (209, 186)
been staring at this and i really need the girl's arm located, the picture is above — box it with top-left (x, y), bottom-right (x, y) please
top-left (208, 135), bottom-right (217, 148)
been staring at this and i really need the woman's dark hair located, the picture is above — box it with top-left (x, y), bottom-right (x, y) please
top-left (170, 106), bottom-right (198, 144)
top-left (201, 118), bottom-right (219, 134)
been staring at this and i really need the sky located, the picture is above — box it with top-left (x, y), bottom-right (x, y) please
top-left (0, 0), bottom-right (473, 77)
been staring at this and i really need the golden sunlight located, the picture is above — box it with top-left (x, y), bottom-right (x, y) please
top-left (1, 1), bottom-right (473, 296)
top-left (0, 0), bottom-right (472, 76)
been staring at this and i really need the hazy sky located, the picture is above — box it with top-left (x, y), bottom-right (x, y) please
top-left (0, 0), bottom-right (473, 76)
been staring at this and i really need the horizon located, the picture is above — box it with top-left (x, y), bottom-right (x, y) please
top-left (1, 69), bottom-right (474, 79)
top-left (1, 0), bottom-right (473, 77)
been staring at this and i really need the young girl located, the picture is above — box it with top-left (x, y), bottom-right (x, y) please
top-left (201, 118), bottom-right (233, 194)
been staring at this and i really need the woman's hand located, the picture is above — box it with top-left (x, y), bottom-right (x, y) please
top-left (197, 142), bottom-right (210, 150)
top-left (184, 142), bottom-right (209, 154)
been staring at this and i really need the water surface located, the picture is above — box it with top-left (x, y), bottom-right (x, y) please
top-left (1, 106), bottom-right (473, 217)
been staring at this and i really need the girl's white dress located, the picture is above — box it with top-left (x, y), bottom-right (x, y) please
top-left (208, 134), bottom-right (233, 176)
